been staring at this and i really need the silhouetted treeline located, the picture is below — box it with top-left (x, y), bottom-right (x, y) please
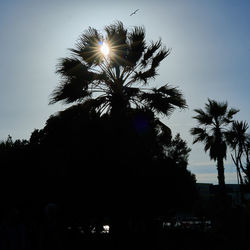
top-left (0, 105), bottom-right (199, 249)
top-left (0, 104), bottom-right (196, 217)
top-left (1, 19), bottom-right (250, 249)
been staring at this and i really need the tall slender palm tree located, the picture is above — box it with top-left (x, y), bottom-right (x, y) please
top-left (226, 121), bottom-right (250, 184)
top-left (49, 21), bottom-right (187, 119)
top-left (190, 99), bottom-right (239, 188)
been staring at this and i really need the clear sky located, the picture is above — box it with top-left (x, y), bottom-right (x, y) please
top-left (0, 0), bottom-right (249, 184)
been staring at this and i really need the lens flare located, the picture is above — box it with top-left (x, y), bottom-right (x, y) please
top-left (100, 42), bottom-right (110, 56)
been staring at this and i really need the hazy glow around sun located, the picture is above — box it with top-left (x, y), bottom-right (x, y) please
top-left (100, 42), bottom-right (110, 56)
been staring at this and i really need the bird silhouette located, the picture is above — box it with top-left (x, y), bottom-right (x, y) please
top-left (130, 9), bottom-right (139, 16)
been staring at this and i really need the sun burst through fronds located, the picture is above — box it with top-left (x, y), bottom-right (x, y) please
top-left (50, 21), bottom-right (187, 119)
top-left (99, 41), bottom-right (110, 57)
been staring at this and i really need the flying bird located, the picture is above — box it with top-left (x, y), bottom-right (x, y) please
top-left (130, 9), bottom-right (139, 16)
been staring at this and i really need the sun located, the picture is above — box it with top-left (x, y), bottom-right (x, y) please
top-left (100, 42), bottom-right (110, 57)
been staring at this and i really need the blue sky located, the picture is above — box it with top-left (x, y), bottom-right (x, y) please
top-left (0, 0), bottom-right (249, 184)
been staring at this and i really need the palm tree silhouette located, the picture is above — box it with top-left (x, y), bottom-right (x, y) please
top-left (226, 121), bottom-right (250, 184)
top-left (49, 22), bottom-right (188, 243)
top-left (49, 21), bottom-right (187, 119)
top-left (190, 99), bottom-right (239, 188)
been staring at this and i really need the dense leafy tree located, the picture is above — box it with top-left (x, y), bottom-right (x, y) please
top-left (0, 135), bottom-right (28, 150)
top-left (26, 103), bottom-right (196, 220)
top-left (0, 136), bottom-right (31, 206)
top-left (165, 133), bottom-right (191, 169)
top-left (190, 99), bottom-right (239, 188)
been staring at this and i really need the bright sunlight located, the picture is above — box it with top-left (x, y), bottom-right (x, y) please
top-left (100, 42), bottom-right (110, 57)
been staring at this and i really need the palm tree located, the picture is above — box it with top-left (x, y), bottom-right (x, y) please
top-left (49, 21), bottom-right (188, 241)
top-left (226, 121), bottom-right (250, 184)
top-left (190, 99), bottom-right (239, 188)
top-left (49, 21), bottom-right (187, 120)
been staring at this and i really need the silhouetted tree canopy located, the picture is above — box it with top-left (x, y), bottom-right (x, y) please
top-left (49, 21), bottom-right (187, 121)
top-left (191, 99), bottom-right (239, 188)
top-left (0, 22), bottom-right (198, 244)
top-left (165, 133), bottom-right (191, 169)
top-left (24, 104), bottom-right (196, 215)
top-left (226, 120), bottom-right (250, 185)
top-left (45, 21), bottom-right (195, 211)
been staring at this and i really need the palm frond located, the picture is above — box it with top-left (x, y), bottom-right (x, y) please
top-left (225, 130), bottom-right (237, 149)
top-left (151, 48), bottom-right (171, 69)
top-left (123, 87), bottom-right (140, 98)
top-left (105, 21), bottom-right (127, 44)
top-left (50, 57), bottom-right (100, 104)
top-left (209, 143), bottom-right (217, 161)
top-left (140, 85), bottom-right (187, 116)
top-left (206, 99), bottom-right (228, 118)
top-left (81, 96), bottom-right (109, 113)
top-left (155, 84), bottom-right (187, 108)
top-left (190, 127), bottom-right (208, 144)
top-left (127, 26), bottom-right (146, 67)
top-left (226, 108), bottom-right (240, 120)
top-left (56, 57), bottom-right (93, 79)
top-left (193, 108), bottom-right (213, 125)
top-left (69, 27), bottom-right (103, 66)
top-left (132, 68), bottom-right (157, 84)
top-left (49, 78), bottom-right (91, 104)
top-left (140, 92), bottom-right (173, 116)
top-left (141, 40), bottom-right (162, 66)
top-left (226, 120), bottom-right (249, 150)
top-left (105, 21), bottom-right (129, 67)
top-left (204, 135), bottom-right (214, 152)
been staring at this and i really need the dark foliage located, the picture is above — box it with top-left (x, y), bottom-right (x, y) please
top-left (226, 121), bottom-right (250, 185)
top-left (0, 104), bottom-right (198, 249)
top-left (49, 21), bottom-right (186, 120)
top-left (190, 99), bottom-right (239, 188)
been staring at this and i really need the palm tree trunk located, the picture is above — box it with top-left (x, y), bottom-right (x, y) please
top-left (231, 153), bottom-right (244, 185)
top-left (243, 144), bottom-right (249, 162)
top-left (217, 156), bottom-right (225, 188)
